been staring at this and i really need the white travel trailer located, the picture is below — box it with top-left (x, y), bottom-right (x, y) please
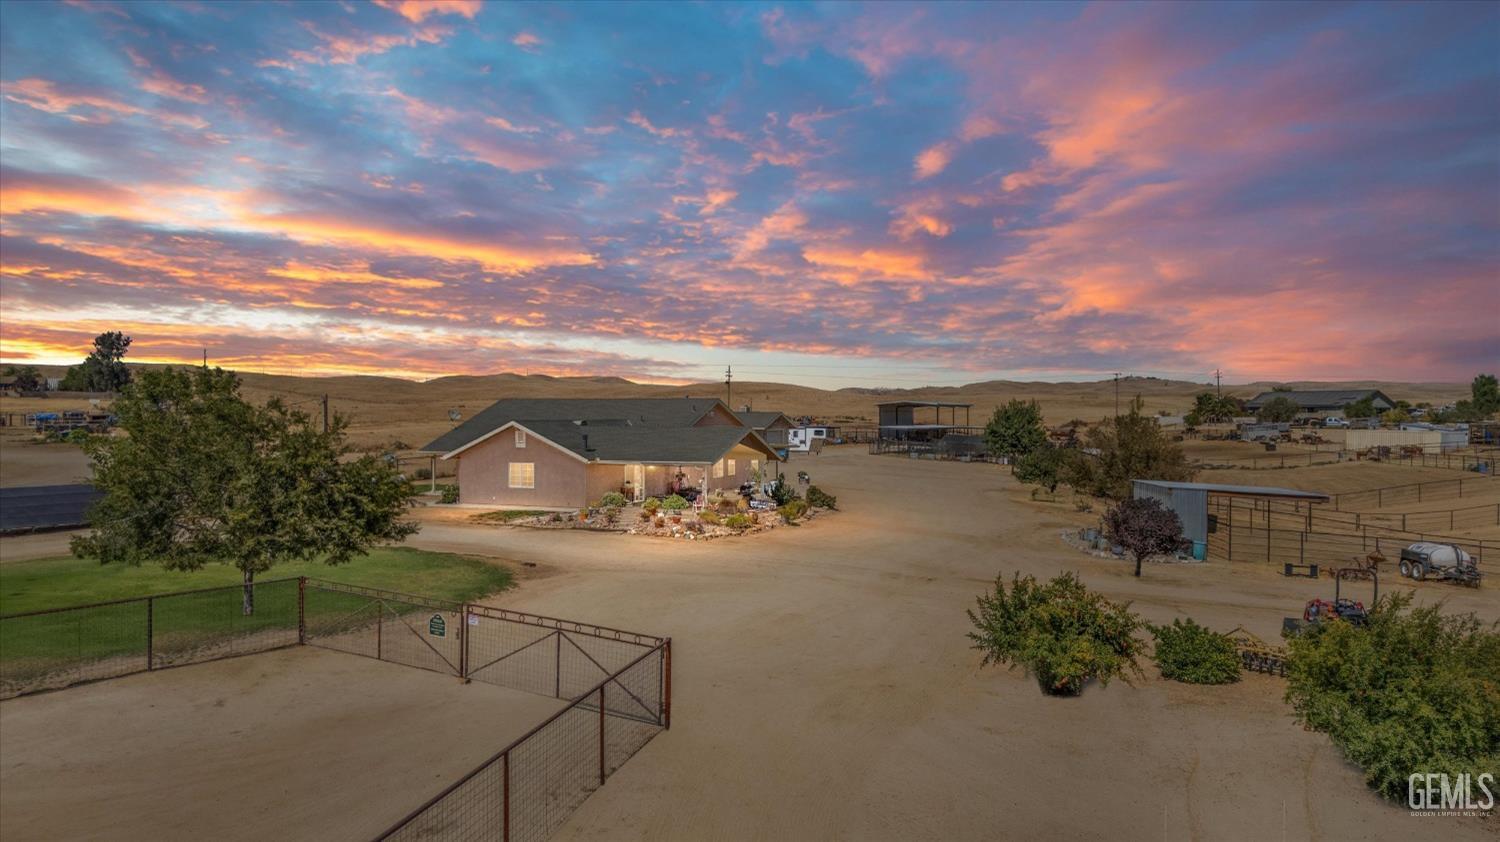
top-left (786, 426), bottom-right (833, 453)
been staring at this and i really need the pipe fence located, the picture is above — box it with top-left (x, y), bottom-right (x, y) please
top-left (1206, 519), bottom-right (1493, 574)
top-left (1211, 497), bottom-right (1499, 554)
top-left (0, 578), bottom-right (671, 842)
top-left (1329, 475), bottom-right (1498, 511)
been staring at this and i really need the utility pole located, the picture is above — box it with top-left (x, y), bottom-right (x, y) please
top-left (322, 394), bottom-right (329, 433)
top-left (202, 348), bottom-right (208, 369)
top-left (725, 365), bottom-right (732, 409)
top-left (1214, 368), bottom-right (1222, 395)
top-left (1112, 372), bottom-right (1122, 417)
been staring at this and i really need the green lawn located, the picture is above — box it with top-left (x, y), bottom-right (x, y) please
top-left (0, 546), bottom-right (512, 615)
top-left (0, 548), bottom-right (513, 683)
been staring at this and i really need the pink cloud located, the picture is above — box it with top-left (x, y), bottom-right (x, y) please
top-left (373, 0), bottom-right (482, 24)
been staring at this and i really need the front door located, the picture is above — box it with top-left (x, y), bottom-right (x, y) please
top-left (626, 464), bottom-right (645, 501)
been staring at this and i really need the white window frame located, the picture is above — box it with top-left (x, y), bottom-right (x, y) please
top-left (725, 458), bottom-right (736, 476)
top-left (508, 462), bottom-right (535, 489)
top-left (713, 459), bottom-right (724, 479)
top-left (515, 428), bottom-right (526, 448)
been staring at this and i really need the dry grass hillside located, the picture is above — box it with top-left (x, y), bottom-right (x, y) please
top-left (0, 365), bottom-right (1473, 453)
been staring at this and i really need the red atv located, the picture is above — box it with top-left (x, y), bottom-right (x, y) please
top-left (1284, 568), bottom-right (1377, 635)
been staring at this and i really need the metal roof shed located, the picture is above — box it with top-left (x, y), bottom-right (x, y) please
top-left (1131, 480), bottom-right (1329, 547)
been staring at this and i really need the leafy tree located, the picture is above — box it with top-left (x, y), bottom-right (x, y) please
top-left (1255, 395), bottom-right (1300, 423)
top-left (78, 331), bottom-right (134, 392)
top-left (1150, 619), bottom-right (1241, 684)
top-left (1470, 373), bottom-right (1499, 417)
top-left (1102, 496), bottom-right (1184, 577)
top-left (983, 399), bottom-right (1047, 461)
top-left (1013, 445), bottom-right (1066, 493)
top-left (1380, 407), bottom-right (1411, 425)
top-left (71, 366), bottom-right (419, 614)
top-left (967, 571), bottom-right (1145, 696)
top-left (3, 365), bottom-right (44, 391)
top-left (1342, 397), bottom-right (1378, 419)
top-left (1062, 397), bottom-right (1195, 499)
top-left (1283, 594), bottom-right (1499, 802)
top-left (1184, 392), bottom-right (1241, 426)
top-left (58, 365), bottom-right (90, 391)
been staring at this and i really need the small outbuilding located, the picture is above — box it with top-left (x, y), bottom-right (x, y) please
top-left (1131, 480), bottom-right (1330, 555)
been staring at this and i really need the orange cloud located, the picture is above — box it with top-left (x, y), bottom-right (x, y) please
top-left (802, 246), bottom-right (929, 284)
top-left (373, 0), bottom-right (482, 23)
top-left (914, 142), bottom-right (952, 179)
top-left (512, 31), bottom-right (542, 49)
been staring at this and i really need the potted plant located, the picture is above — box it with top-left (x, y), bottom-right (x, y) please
top-left (661, 494), bottom-right (689, 524)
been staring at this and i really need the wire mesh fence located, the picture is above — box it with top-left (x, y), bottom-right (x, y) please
top-left (378, 639), bottom-right (670, 842)
top-left (0, 578), bottom-right (301, 699)
top-left (2, 576), bottom-right (672, 841)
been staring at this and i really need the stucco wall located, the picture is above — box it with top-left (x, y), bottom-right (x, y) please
top-left (455, 427), bottom-right (588, 508)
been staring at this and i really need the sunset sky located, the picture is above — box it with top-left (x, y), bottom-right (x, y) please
top-left (1, 1), bottom-right (1495, 387)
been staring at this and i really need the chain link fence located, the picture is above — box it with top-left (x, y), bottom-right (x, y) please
top-left (1, 577), bottom-right (671, 842)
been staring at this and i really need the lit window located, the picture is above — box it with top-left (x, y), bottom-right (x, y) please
top-left (750, 459), bottom-right (759, 475)
top-left (726, 458), bottom-right (736, 476)
top-left (515, 429), bottom-right (526, 448)
top-left (713, 460), bottom-right (724, 478)
top-left (508, 462), bottom-right (535, 489)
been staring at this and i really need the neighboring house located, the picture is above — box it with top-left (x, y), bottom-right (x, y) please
top-left (736, 411), bottom-right (794, 448)
top-left (1243, 390), bottom-right (1395, 414)
top-left (421, 398), bottom-right (783, 508)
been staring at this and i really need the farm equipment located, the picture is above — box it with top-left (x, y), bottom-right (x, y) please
top-left (1224, 626), bottom-right (1288, 676)
top-left (1398, 542), bottom-right (1482, 587)
top-left (1283, 567), bottom-right (1377, 635)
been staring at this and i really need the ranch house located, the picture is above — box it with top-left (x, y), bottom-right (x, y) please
top-left (421, 398), bottom-right (783, 509)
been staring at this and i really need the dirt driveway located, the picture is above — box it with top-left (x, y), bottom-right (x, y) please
top-left (403, 447), bottom-right (1496, 841)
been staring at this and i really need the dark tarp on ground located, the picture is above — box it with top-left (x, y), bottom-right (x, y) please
top-left (0, 484), bottom-right (101, 533)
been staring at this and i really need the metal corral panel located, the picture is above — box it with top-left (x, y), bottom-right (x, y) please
top-left (0, 484), bottom-right (101, 533)
top-left (1346, 429), bottom-right (1445, 451)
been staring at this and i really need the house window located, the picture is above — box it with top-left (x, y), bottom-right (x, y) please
top-left (515, 429), bottom-right (526, 448)
top-left (508, 462), bottom-right (535, 489)
top-left (713, 459), bottom-right (724, 479)
top-left (726, 458), bottom-right (736, 476)
top-left (750, 459), bottom-right (759, 476)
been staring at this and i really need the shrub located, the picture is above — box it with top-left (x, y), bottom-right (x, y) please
top-left (1102, 496), bottom-right (1183, 577)
top-left (1283, 593), bottom-right (1500, 802)
top-left (724, 513), bottom-right (752, 530)
top-left (643, 497), bottom-right (660, 514)
top-left (438, 485), bottom-right (459, 504)
top-left (967, 571), bottom-right (1145, 696)
top-left (598, 492), bottom-right (628, 508)
top-left (806, 485), bottom-right (837, 509)
top-left (413, 467), bottom-right (433, 480)
top-left (769, 479), bottom-right (798, 506)
top-left (1150, 619), bottom-right (1240, 684)
top-left (602, 506), bottom-right (621, 526)
top-left (778, 499), bottom-right (808, 524)
top-left (698, 510), bottom-right (720, 525)
top-left (660, 494), bottom-right (689, 511)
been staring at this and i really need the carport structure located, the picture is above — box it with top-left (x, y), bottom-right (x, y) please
top-left (1131, 480), bottom-right (1329, 553)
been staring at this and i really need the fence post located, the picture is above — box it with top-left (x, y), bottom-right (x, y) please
top-left (1299, 532), bottom-right (1305, 565)
top-left (146, 596), bottom-right (154, 670)
top-left (377, 601), bottom-right (383, 661)
top-left (555, 631), bottom-right (563, 698)
top-left (598, 686), bottom-right (607, 785)
top-left (297, 577), bottom-right (306, 645)
top-left (459, 606), bottom-right (467, 679)
top-left (1227, 519), bottom-right (1233, 561)
top-left (664, 639), bottom-right (672, 730)
top-left (503, 752), bottom-right (511, 842)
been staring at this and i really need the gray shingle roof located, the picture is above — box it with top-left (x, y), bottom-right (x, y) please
top-left (1243, 389), bottom-right (1393, 410)
top-left (422, 397), bottom-right (733, 454)
top-left (421, 396), bottom-right (779, 463)
top-left (736, 411), bottom-right (790, 429)
top-left (522, 422), bottom-right (771, 464)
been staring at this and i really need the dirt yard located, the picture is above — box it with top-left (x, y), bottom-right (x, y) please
top-left (0, 647), bottom-right (562, 841)
top-left (390, 447), bottom-right (1497, 841)
top-left (2, 446), bottom-right (1495, 840)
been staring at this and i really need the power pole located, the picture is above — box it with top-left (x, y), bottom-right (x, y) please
top-left (202, 348), bottom-right (208, 368)
top-left (725, 365), bottom-right (732, 409)
top-left (322, 394), bottom-right (329, 433)
top-left (1112, 372), bottom-right (1122, 417)
top-left (1214, 368), bottom-right (1222, 395)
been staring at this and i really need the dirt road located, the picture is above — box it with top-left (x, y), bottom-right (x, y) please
top-left (401, 448), bottom-right (1495, 841)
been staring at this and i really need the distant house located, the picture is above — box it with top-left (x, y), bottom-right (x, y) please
top-left (736, 410), bottom-right (794, 449)
top-left (1243, 389), bottom-right (1395, 414)
top-left (421, 398), bottom-right (783, 508)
